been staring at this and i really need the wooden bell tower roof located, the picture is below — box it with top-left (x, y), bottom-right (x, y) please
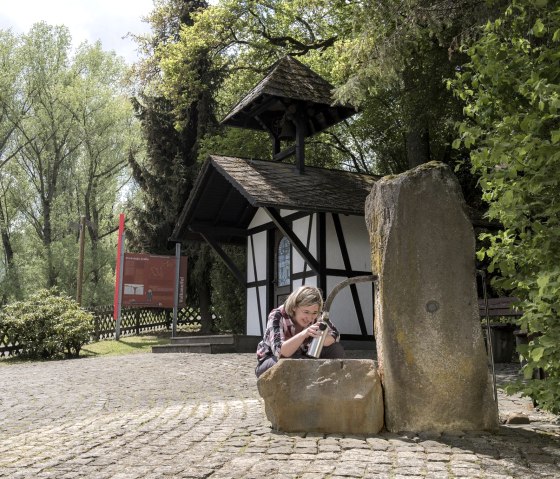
top-left (221, 55), bottom-right (357, 139)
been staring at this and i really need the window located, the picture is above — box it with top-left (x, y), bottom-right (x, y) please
top-left (277, 236), bottom-right (290, 286)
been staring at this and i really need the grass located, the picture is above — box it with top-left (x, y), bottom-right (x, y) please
top-left (0, 330), bottom-right (174, 365)
top-left (81, 331), bottom-right (172, 358)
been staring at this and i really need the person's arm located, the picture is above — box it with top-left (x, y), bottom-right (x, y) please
top-left (323, 332), bottom-right (335, 347)
top-left (280, 323), bottom-right (321, 358)
top-left (323, 320), bottom-right (340, 347)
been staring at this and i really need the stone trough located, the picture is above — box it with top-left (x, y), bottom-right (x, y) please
top-left (257, 358), bottom-right (384, 435)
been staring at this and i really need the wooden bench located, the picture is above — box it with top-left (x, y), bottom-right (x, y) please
top-left (478, 297), bottom-right (522, 319)
top-left (478, 297), bottom-right (522, 363)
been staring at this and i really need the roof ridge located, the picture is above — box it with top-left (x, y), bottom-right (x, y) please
top-left (209, 154), bottom-right (379, 178)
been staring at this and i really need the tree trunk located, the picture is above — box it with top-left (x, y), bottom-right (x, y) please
top-left (198, 280), bottom-right (213, 334)
top-left (406, 127), bottom-right (431, 169)
top-left (402, 58), bottom-right (432, 170)
top-left (43, 199), bottom-right (57, 288)
top-left (0, 198), bottom-right (21, 300)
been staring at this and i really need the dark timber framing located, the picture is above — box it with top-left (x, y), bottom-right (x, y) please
top-left (332, 214), bottom-right (368, 335)
top-left (242, 210), bottom-right (373, 335)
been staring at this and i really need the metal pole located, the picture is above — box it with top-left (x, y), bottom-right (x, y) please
top-left (172, 242), bottom-right (181, 338)
top-left (115, 232), bottom-right (126, 340)
top-left (76, 215), bottom-right (86, 306)
top-left (478, 269), bottom-right (498, 405)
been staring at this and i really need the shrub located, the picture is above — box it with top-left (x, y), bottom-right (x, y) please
top-left (452, 0), bottom-right (560, 412)
top-left (0, 289), bottom-right (94, 359)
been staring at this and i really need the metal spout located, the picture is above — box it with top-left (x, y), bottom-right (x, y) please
top-left (320, 274), bottom-right (378, 327)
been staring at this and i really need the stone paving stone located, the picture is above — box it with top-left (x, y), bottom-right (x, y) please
top-left (1, 353), bottom-right (559, 478)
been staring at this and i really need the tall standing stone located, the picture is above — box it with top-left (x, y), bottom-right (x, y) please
top-left (365, 162), bottom-right (498, 432)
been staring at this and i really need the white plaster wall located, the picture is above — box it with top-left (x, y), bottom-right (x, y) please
top-left (326, 277), bottom-right (375, 335)
top-left (291, 276), bottom-right (318, 291)
top-left (246, 230), bottom-right (267, 283)
top-left (248, 207), bottom-right (296, 228)
top-left (281, 209), bottom-right (297, 217)
top-left (325, 214), bottom-right (371, 272)
top-left (246, 285), bottom-right (268, 336)
top-left (249, 208), bottom-right (270, 228)
top-left (291, 213), bottom-right (317, 274)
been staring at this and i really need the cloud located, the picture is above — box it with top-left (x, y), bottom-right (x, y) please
top-left (0, 0), bottom-right (154, 63)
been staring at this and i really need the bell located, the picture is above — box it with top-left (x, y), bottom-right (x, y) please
top-left (279, 117), bottom-right (296, 139)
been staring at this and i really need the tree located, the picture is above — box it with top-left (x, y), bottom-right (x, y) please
top-left (157, 0), bottom-right (506, 180)
top-left (0, 24), bottom-right (136, 305)
top-left (333, 0), bottom-right (508, 172)
top-left (158, 0), bottom-right (349, 168)
top-left (129, 0), bottom-right (225, 333)
top-left (13, 23), bottom-right (81, 288)
top-left (0, 29), bottom-right (27, 301)
top-left (453, 0), bottom-right (560, 412)
top-left (69, 43), bottom-right (138, 305)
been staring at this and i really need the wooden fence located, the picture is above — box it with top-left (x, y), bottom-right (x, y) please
top-left (0, 306), bottom-right (202, 358)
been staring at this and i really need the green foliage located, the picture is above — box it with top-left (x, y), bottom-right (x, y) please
top-left (0, 289), bottom-right (94, 359)
top-left (453, 0), bottom-right (560, 412)
top-left (157, 0), bottom-right (371, 172)
top-left (210, 245), bottom-right (246, 333)
top-left (0, 23), bottom-right (136, 307)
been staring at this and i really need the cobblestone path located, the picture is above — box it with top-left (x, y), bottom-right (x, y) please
top-left (1, 353), bottom-right (559, 478)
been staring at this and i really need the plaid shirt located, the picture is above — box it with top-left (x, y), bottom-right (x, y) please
top-left (256, 305), bottom-right (339, 363)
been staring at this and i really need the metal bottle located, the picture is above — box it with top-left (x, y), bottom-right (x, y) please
top-left (307, 321), bottom-right (328, 358)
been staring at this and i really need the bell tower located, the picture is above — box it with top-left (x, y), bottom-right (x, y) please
top-left (221, 56), bottom-right (357, 173)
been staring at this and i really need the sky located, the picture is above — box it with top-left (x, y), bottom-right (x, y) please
top-left (0, 0), bottom-right (156, 64)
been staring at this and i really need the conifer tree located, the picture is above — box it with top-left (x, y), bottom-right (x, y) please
top-left (128, 0), bottom-right (220, 332)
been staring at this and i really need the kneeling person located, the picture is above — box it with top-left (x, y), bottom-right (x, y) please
top-left (255, 285), bottom-right (344, 378)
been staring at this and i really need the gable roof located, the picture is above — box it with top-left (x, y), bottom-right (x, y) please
top-left (171, 155), bottom-right (379, 244)
top-left (221, 56), bottom-right (357, 137)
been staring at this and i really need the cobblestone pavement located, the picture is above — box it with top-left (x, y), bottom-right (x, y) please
top-left (1, 352), bottom-right (559, 479)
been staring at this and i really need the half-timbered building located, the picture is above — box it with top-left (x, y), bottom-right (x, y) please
top-left (171, 56), bottom-right (379, 343)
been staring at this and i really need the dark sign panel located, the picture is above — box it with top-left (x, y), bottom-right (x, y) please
top-left (122, 253), bottom-right (187, 308)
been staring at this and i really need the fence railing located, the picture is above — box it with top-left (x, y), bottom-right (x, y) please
top-left (0, 306), bottom-right (202, 358)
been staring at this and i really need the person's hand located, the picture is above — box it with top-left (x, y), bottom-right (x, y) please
top-left (305, 323), bottom-right (321, 338)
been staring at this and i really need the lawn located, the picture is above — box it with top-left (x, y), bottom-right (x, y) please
top-left (81, 331), bottom-right (172, 357)
top-left (0, 331), bottom-right (173, 365)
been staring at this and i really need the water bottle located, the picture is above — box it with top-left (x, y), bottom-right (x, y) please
top-left (307, 321), bottom-right (328, 358)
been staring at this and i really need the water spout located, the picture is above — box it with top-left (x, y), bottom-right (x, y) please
top-left (321, 274), bottom-right (378, 326)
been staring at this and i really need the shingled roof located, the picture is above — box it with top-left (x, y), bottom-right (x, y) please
top-left (171, 155), bottom-right (379, 244)
top-left (221, 56), bottom-right (357, 137)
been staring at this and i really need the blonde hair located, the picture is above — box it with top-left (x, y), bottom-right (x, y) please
top-left (284, 286), bottom-right (323, 318)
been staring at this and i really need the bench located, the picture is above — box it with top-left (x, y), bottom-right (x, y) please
top-left (478, 297), bottom-right (522, 319)
top-left (478, 297), bottom-right (522, 363)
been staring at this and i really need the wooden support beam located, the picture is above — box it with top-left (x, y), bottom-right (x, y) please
top-left (199, 232), bottom-right (246, 288)
top-left (273, 145), bottom-right (296, 162)
top-left (295, 116), bottom-right (305, 173)
top-left (264, 207), bottom-right (321, 275)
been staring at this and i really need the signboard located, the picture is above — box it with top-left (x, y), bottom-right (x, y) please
top-left (122, 253), bottom-right (187, 308)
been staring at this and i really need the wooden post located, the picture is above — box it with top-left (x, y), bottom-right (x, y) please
top-left (76, 216), bottom-right (86, 305)
top-left (172, 242), bottom-right (181, 338)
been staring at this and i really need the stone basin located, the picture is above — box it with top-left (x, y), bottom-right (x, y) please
top-left (257, 358), bottom-right (384, 434)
